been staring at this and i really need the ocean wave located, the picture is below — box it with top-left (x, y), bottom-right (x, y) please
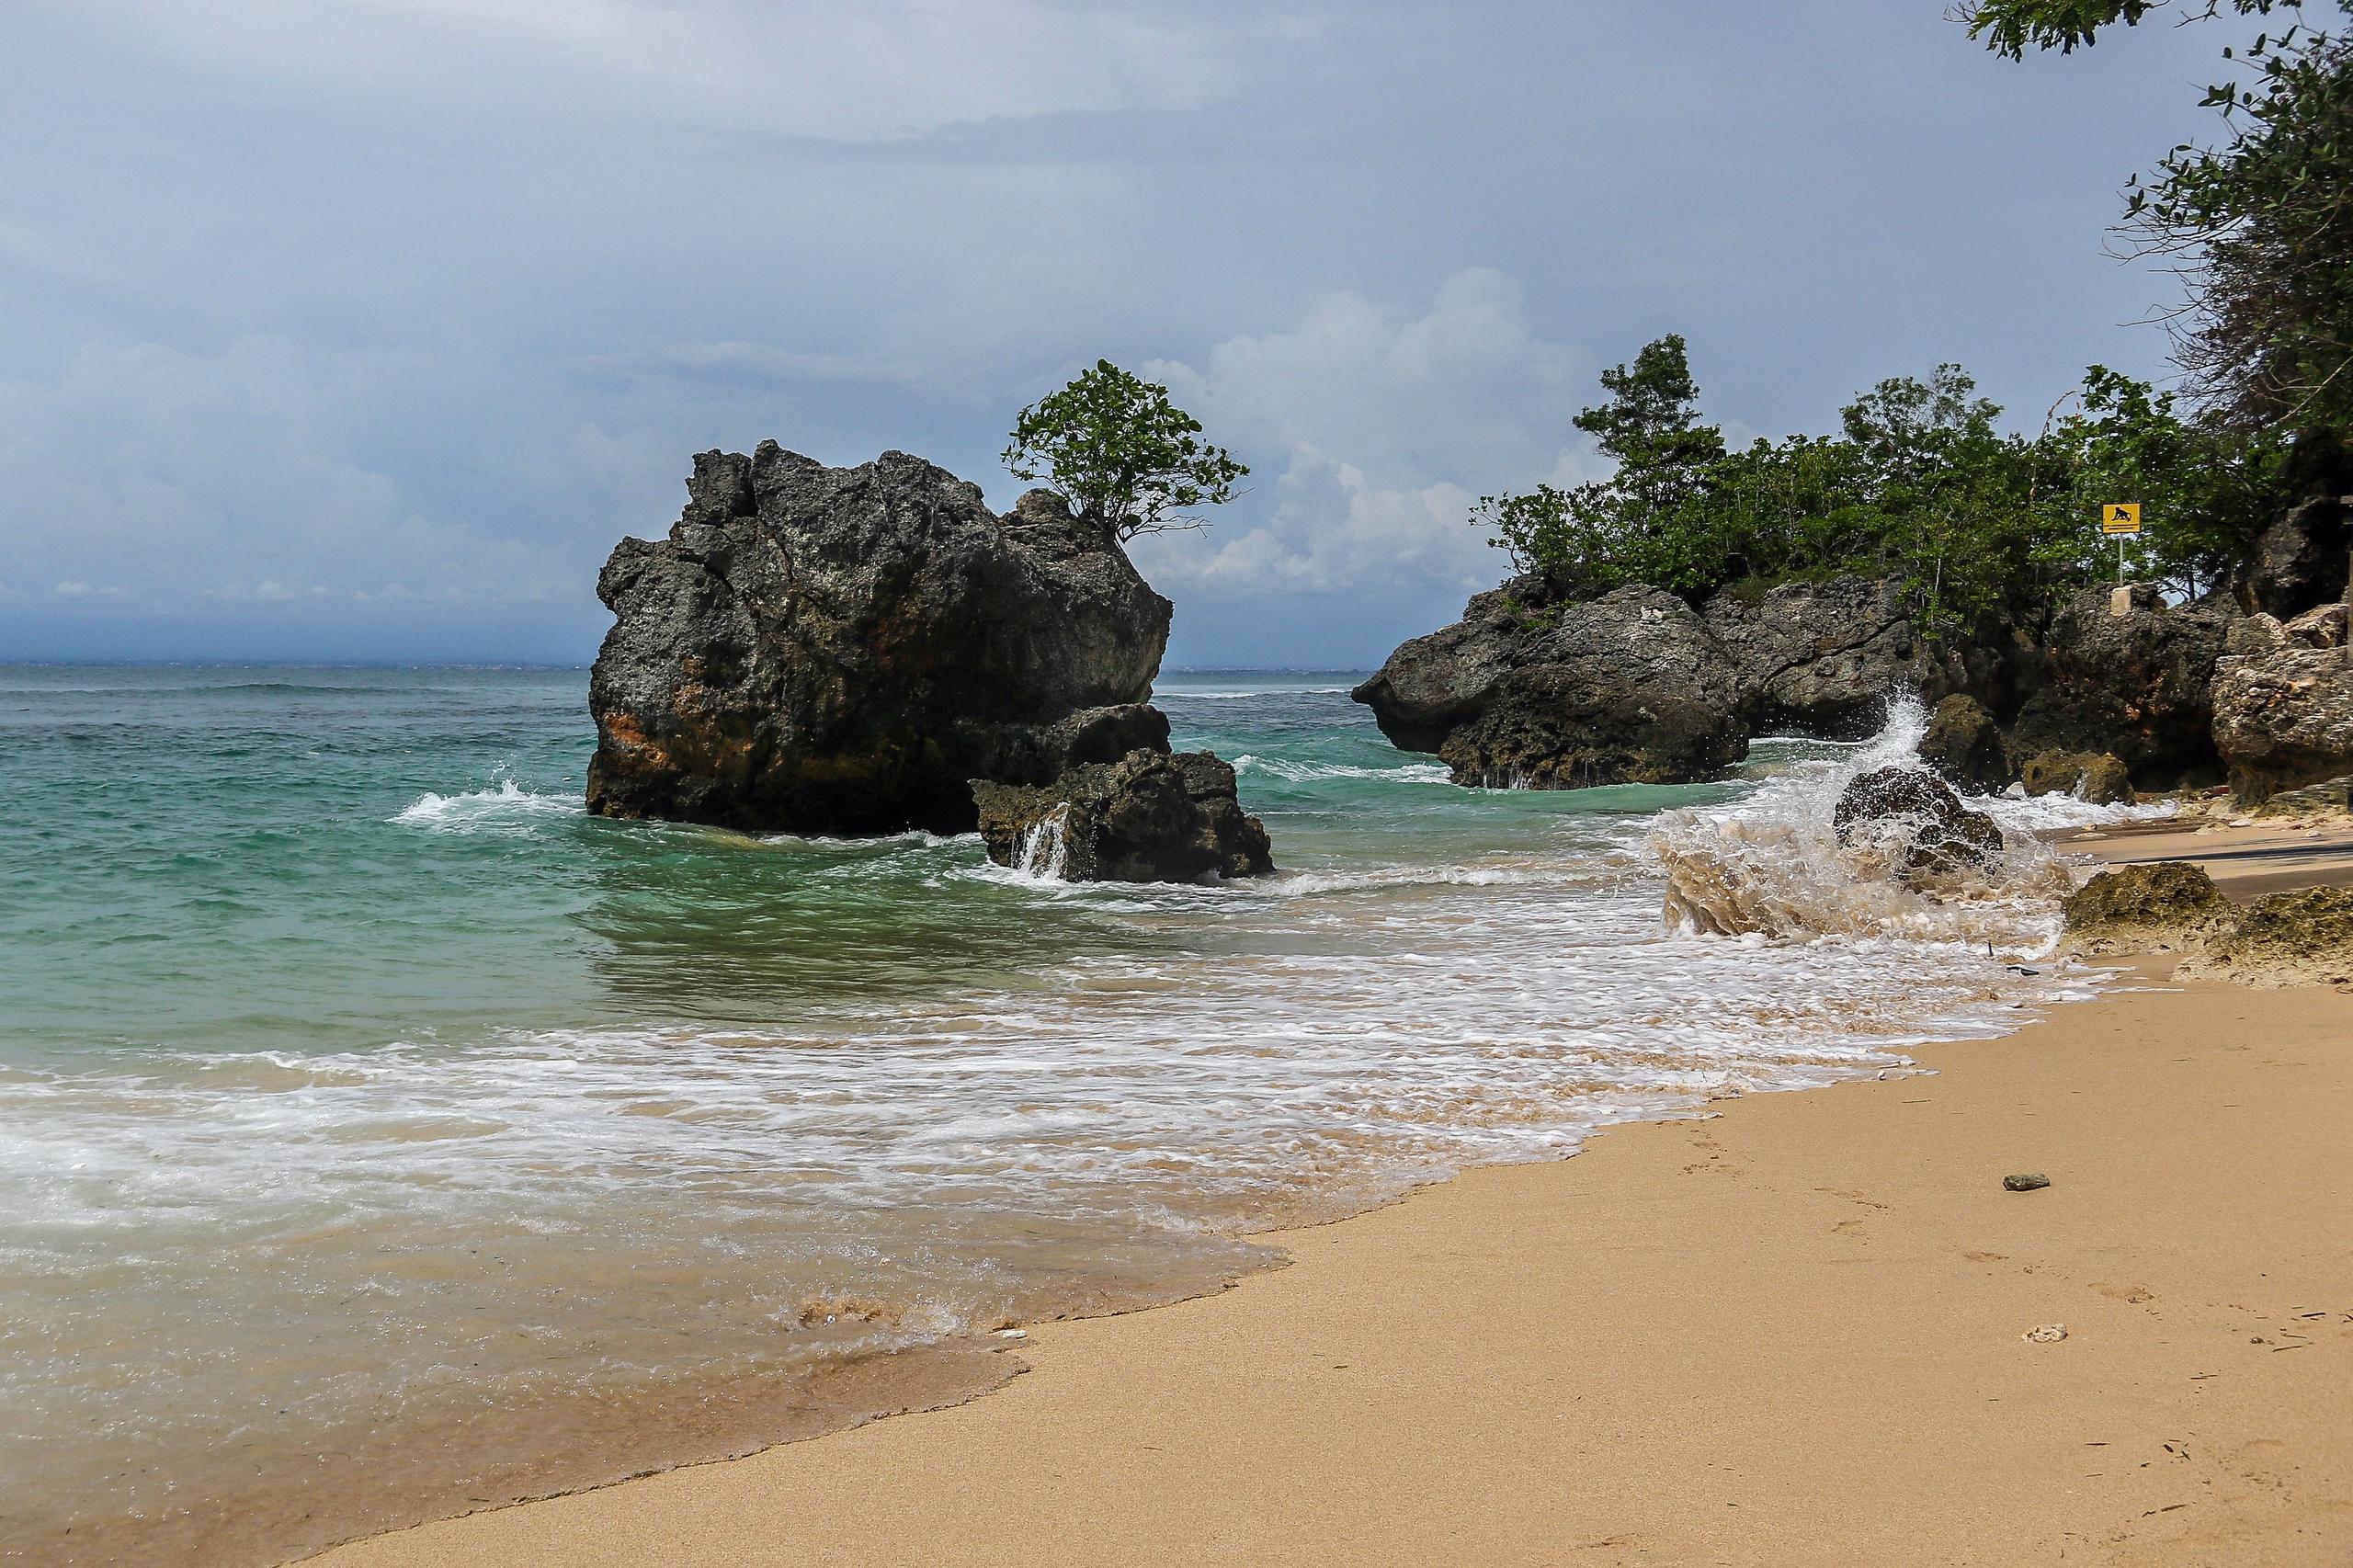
top-left (1645, 695), bottom-right (2075, 949)
top-left (1230, 754), bottom-right (1453, 784)
top-left (1156, 687), bottom-right (1355, 700)
top-left (391, 779), bottom-right (579, 832)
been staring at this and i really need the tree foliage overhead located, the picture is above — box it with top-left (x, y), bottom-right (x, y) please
top-left (1003, 360), bottom-right (1248, 542)
top-left (1477, 335), bottom-right (2279, 630)
top-left (1960, 0), bottom-right (2353, 436)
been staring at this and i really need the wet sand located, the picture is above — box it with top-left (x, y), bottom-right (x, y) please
top-left (2068, 818), bottom-right (2353, 899)
top-left (315, 851), bottom-right (2353, 1567)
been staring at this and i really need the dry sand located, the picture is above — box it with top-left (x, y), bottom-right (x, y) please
top-left (316, 854), bottom-right (2353, 1568)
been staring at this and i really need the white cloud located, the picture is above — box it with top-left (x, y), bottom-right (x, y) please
top-left (1131, 269), bottom-right (1603, 599)
top-left (105, 0), bottom-right (1289, 143)
top-left (0, 338), bottom-right (583, 617)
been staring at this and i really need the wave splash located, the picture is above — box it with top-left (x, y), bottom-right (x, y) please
top-left (1646, 696), bottom-right (2145, 948)
top-left (392, 778), bottom-right (579, 832)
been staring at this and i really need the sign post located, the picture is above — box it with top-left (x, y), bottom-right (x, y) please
top-left (2102, 503), bottom-right (2143, 616)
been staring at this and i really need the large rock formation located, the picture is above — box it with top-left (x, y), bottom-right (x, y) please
top-left (1354, 575), bottom-right (1958, 790)
top-left (586, 446), bottom-right (1174, 835)
top-left (1702, 577), bottom-right (1971, 736)
top-left (2210, 604), bottom-right (2353, 804)
top-left (971, 750), bottom-right (1273, 883)
top-left (2006, 585), bottom-right (2234, 790)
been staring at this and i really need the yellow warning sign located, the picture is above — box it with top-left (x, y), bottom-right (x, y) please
top-left (2102, 503), bottom-right (2143, 535)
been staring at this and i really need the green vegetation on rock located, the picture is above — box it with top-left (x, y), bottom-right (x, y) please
top-left (1004, 360), bottom-right (1249, 543)
top-left (1478, 339), bottom-right (2278, 627)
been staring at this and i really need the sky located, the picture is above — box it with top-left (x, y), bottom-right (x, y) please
top-left (0, 1), bottom-right (2266, 668)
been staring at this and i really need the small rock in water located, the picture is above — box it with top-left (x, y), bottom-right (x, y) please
top-left (994, 1327), bottom-right (1029, 1341)
top-left (2022, 1324), bottom-right (2069, 1343)
top-left (2004, 1172), bottom-right (2052, 1192)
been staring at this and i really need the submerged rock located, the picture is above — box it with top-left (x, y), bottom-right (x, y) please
top-left (2061, 863), bottom-right (2232, 954)
top-left (2009, 585), bottom-right (2234, 790)
top-left (2210, 614), bottom-right (2353, 806)
top-left (585, 447), bottom-right (1172, 835)
top-left (2178, 885), bottom-right (2353, 988)
top-left (2018, 749), bottom-right (2132, 805)
top-left (1831, 767), bottom-right (2006, 881)
top-left (971, 749), bottom-right (1273, 884)
top-left (1917, 694), bottom-right (2014, 794)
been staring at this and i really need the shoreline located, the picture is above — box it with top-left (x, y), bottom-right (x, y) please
top-left (311, 830), bottom-right (2353, 1568)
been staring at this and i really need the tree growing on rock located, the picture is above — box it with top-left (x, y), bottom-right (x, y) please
top-left (1003, 360), bottom-right (1249, 542)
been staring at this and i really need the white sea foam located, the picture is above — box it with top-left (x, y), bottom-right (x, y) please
top-left (1231, 754), bottom-right (1454, 784)
top-left (1646, 696), bottom-right (2090, 948)
top-left (391, 778), bottom-right (578, 831)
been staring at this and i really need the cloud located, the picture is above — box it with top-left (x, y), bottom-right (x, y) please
top-left (1131, 269), bottom-right (1601, 599)
top-left (97, 0), bottom-right (1288, 143)
top-left (0, 337), bottom-right (585, 619)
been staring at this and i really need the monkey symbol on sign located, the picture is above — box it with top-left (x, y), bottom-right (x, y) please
top-left (2101, 503), bottom-right (2143, 535)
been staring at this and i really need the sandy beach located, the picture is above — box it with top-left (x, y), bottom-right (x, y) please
top-left (315, 835), bottom-right (2353, 1568)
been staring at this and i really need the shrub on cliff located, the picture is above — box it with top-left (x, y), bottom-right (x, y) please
top-left (1003, 360), bottom-right (1248, 542)
top-left (1475, 336), bottom-right (2276, 626)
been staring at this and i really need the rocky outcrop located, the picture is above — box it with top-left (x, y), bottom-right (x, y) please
top-left (1349, 578), bottom-right (1542, 756)
top-left (2210, 604), bottom-right (2353, 804)
top-left (1917, 694), bottom-right (2013, 793)
top-left (971, 750), bottom-right (1273, 883)
top-left (1429, 587), bottom-right (1748, 788)
top-left (1354, 574), bottom-right (1958, 790)
top-left (2018, 749), bottom-right (2132, 805)
top-left (1702, 577), bottom-right (1967, 736)
top-left (1831, 767), bottom-right (2006, 881)
top-left (2061, 864), bottom-right (2232, 955)
top-left (2007, 585), bottom-right (2234, 790)
top-left (2177, 885), bottom-right (2353, 988)
top-left (585, 446), bottom-right (1173, 835)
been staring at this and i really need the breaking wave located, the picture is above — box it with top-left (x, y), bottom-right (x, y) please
top-left (391, 778), bottom-right (580, 832)
top-left (1645, 696), bottom-right (2127, 949)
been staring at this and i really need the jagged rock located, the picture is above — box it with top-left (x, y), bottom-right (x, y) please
top-left (1356, 574), bottom-right (2008, 790)
top-left (2061, 863), bottom-right (2232, 954)
top-left (1349, 579), bottom-right (1542, 755)
top-left (1701, 576), bottom-right (1960, 736)
top-left (2210, 621), bottom-right (2353, 805)
top-left (1428, 587), bottom-right (1748, 788)
top-left (2008, 585), bottom-right (2234, 790)
top-left (2018, 749), bottom-right (2132, 805)
top-left (2233, 433), bottom-right (2350, 619)
top-left (1831, 766), bottom-right (2006, 880)
top-left (971, 750), bottom-right (1273, 883)
top-left (1918, 694), bottom-right (2014, 793)
top-left (585, 447), bottom-right (1172, 834)
top-left (2177, 885), bottom-right (2353, 988)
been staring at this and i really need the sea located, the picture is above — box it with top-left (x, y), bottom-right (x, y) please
top-left (0, 666), bottom-right (2156, 1564)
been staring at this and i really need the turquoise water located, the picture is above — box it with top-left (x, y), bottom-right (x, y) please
top-left (0, 667), bottom-right (2097, 1564)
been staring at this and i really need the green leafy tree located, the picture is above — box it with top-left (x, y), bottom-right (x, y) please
top-left (1475, 335), bottom-right (2274, 629)
top-left (1003, 360), bottom-right (1248, 542)
top-left (1960, 0), bottom-right (2353, 436)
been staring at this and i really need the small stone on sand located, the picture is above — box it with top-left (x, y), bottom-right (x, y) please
top-left (2023, 1324), bottom-right (2069, 1343)
top-left (2004, 1173), bottom-right (2052, 1192)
